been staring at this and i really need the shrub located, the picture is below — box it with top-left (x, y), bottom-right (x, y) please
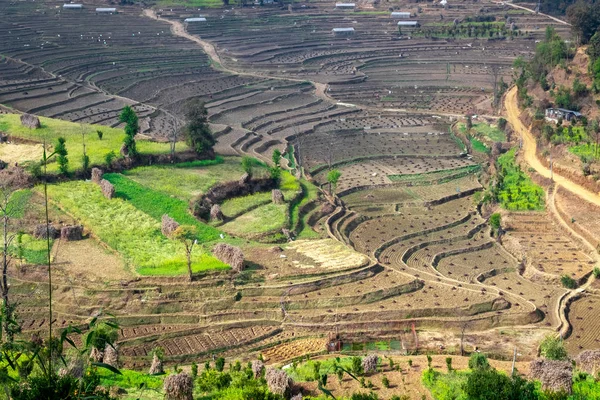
top-left (215, 357), bottom-right (225, 372)
top-left (489, 213), bottom-right (501, 232)
top-left (97, 130), bottom-right (103, 140)
top-left (498, 117), bottom-right (507, 131)
top-left (191, 364), bottom-right (198, 379)
top-left (182, 99), bottom-right (214, 155)
top-left (381, 375), bottom-right (390, 388)
top-left (468, 353), bottom-right (490, 370)
top-left (426, 354), bottom-right (433, 369)
top-left (540, 335), bottom-right (568, 360)
top-left (351, 357), bottom-right (363, 376)
top-left (560, 275), bottom-right (577, 289)
top-left (197, 369), bottom-right (231, 392)
top-left (104, 150), bottom-right (116, 168)
top-left (593, 267), bottom-right (600, 278)
top-left (445, 357), bottom-right (453, 372)
top-left (55, 137), bottom-right (69, 175)
top-left (350, 393), bottom-right (379, 400)
top-left (407, 359), bottom-right (413, 367)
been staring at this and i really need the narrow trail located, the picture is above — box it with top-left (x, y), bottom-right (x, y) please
top-left (504, 86), bottom-right (600, 207)
top-left (493, 1), bottom-right (570, 25)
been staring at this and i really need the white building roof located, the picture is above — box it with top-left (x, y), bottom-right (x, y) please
top-left (335, 3), bottom-right (356, 7)
top-left (96, 7), bottom-right (117, 12)
top-left (184, 17), bottom-right (207, 22)
top-left (63, 3), bottom-right (83, 8)
top-left (397, 21), bottom-right (419, 26)
top-left (391, 12), bottom-right (410, 17)
top-left (332, 27), bottom-right (355, 32)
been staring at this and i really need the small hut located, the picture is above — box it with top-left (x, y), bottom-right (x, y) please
top-left (96, 7), bottom-right (117, 13)
top-left (335, 2), bottom-right (355, 9)
top-left (332, 27), bottom-right (355, 36)
top-left (391, 11), bottom-right (411, 18)
top-left (397, 21), bottom-right (419, 27)
top-left (63, 3), bottom-right (83, 9)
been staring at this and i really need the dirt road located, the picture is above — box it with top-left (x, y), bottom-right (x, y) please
top-left (504, 86), bottom-right (600, 207)
top-left (493, 1), bottom-right (570, 25)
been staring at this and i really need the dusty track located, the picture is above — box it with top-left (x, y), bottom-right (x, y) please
top-left (504, 86), bottom-right (600, 207)
top-left (493, 1), bottom-right (570, 25)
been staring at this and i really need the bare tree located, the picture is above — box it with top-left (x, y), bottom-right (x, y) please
top-left (459, 318), bottom-right (470, 356)
top-left (0, 167), bottom-right (30, 342)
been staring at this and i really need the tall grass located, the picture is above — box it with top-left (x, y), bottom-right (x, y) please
top-left (0, 114), bottom-right (185, 173)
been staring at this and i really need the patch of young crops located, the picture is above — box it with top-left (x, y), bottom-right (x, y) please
top-left (45, 181), bottom-right (227, 275)
top-left (496, 148), bottom-right (545, 211)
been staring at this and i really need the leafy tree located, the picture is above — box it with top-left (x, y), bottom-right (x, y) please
top-left (498, 117), bottom-right (507, 131)
top-left (183, 99), bottom-right (214, 155)
top-left (566, 1), bottom-right (600, 44)
top-left (119, 106), bottom-right (138, 157)
top-left (540, 335), bottom-right (568, 360)
top-left (572, 78), bottom-right (588, 98)
top-left (55, 137), bottom-right (69, 175)
top-left (272, 149), bottom-right (282, 166)
top-left (464, 368), bottom-right (537, 400)
top-left (327, 169), bottom-right (342, 194)
top-left (104, 150), bottom-right (116, 168)
top-left (445, 357), bottom-right (453, 372)
top-left (468, 353), bottom-right (490, 370)
top-left (490, 213), bottom-right (501, 232)
top-left (173, 225), bottom-right (198, 282)
top-left (215, 357), bottom-right (226, 372)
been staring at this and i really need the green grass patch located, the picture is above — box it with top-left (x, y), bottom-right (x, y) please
top-left (288, 357), bottom-right (357, 382)
top-left (469, 136), bottom-right (490, 153)
top-left (569, 143), bottom-right (600, 161)
top-left (293, 180), bottom-right (321, 240)
top-left (104, 173), bottom-right (221, 242)
top-left (220, 192), bottom-right (272, 217)
top-left (123, 157), bottom-right (262, 201)
top-left (459, 122), bottom-right (506, 142)
top-left (496, 148), bottom-right (545, 211)
top-left (0, 114), bottom-right (186, 174)
top-left (45, 181), bottom-right (228, 275)
top-left (221, 203), bottom-right (287, 235)
top-left (8, 234), bottom-right (50, 265)
top-left (388, 164), bottom-right (481, 183)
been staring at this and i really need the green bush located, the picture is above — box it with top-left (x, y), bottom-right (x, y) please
top-left (468, 353), bottom-right (490, 370)
top-left (215, 357), bottom-right (225, 372)
top-left (560, 275), bottom-right (577, 289)
top-left (495, 148), bottom-right (545, 210)
top-left (540, 335), bottom-right (568, 360)
top-left (593, 267), bottom-right (600, 278)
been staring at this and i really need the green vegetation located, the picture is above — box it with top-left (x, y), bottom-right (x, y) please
top-left (494, 148), bottom-right (545, 210)
top-left (470, 137), bottom-right (490, 154)
top-left (221, 203), bottom-right (287, 235)
top-left (119, 106), bottom-right (139, 157)
top-left (182, 99), bottom-right (215, 155)
top-left (560, 274), bottom-right (578, 289)
top-left (388, 165), bottom-right (481, 183)
top-left (220, 192), bottom-right (272, 217)
top-left (103, 173), bottom-right (220, 242)
top-left (459, 122), bottom-right (507, 143)
top-left (45, 181), bottom-right (227, 276)
top-left (122, 157), bottom-right (251, 201)
top-left (0, 114), bottom-right (185, 173)
top-left (539, 335), bottom-right (568, 360)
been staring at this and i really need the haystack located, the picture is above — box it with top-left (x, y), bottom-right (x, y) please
top-left (100, 179), bottom-right (115, 200)
top-left (91, 167), bottom-right (103, 184)
top-left (163, 372), bottom-right (193, 400)
top-left (272, 189), bottom-right (284, 204)
top-left (58, 357), bottom-right (84, 379)
top-left (119, 142), bottom-right (129, 157)
top-left (61, 225), bottom-right (83, 241)
top-left (161, 215), bottom-right (180, 237)
top-left (213, 243), bottom-right (244, 272)
top-left (252, 360), bottom-right (264, 379)
top-left (103, 344), bottom-right (119, 368)
top-left (89, 346), bottom-right (104, 363)
top-left (265, 368), bottom-right (293, 398)
top-left (33, 224), bottom-right (58, 240)
top-left (20, 113), bottom-right (41, 129)
top-left (282, 228), bottom-right (294, 241)
top-left (576, 350), bottom-right (600, 375)
top-left (149, 353), bottom-right (164, 375)
top-left (210, 204), bottom-right (224, 221)
top-left (530, 358), bottom-right (572, 394)
top-left (362, 354), bottom-right (378, 374)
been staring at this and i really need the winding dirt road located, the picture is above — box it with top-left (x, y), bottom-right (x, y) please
top-left (504, 86), bottom-right (600, 207)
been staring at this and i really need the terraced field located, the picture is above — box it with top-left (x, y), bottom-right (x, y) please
top-left (2, 0), bottom-right (596, 370)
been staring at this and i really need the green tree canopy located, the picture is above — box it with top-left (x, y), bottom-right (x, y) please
top-left (183, 99), bottom-right (215, 155)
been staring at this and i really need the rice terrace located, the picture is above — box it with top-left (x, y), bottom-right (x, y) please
top-left (1, 0), bottom-right (600, 398)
